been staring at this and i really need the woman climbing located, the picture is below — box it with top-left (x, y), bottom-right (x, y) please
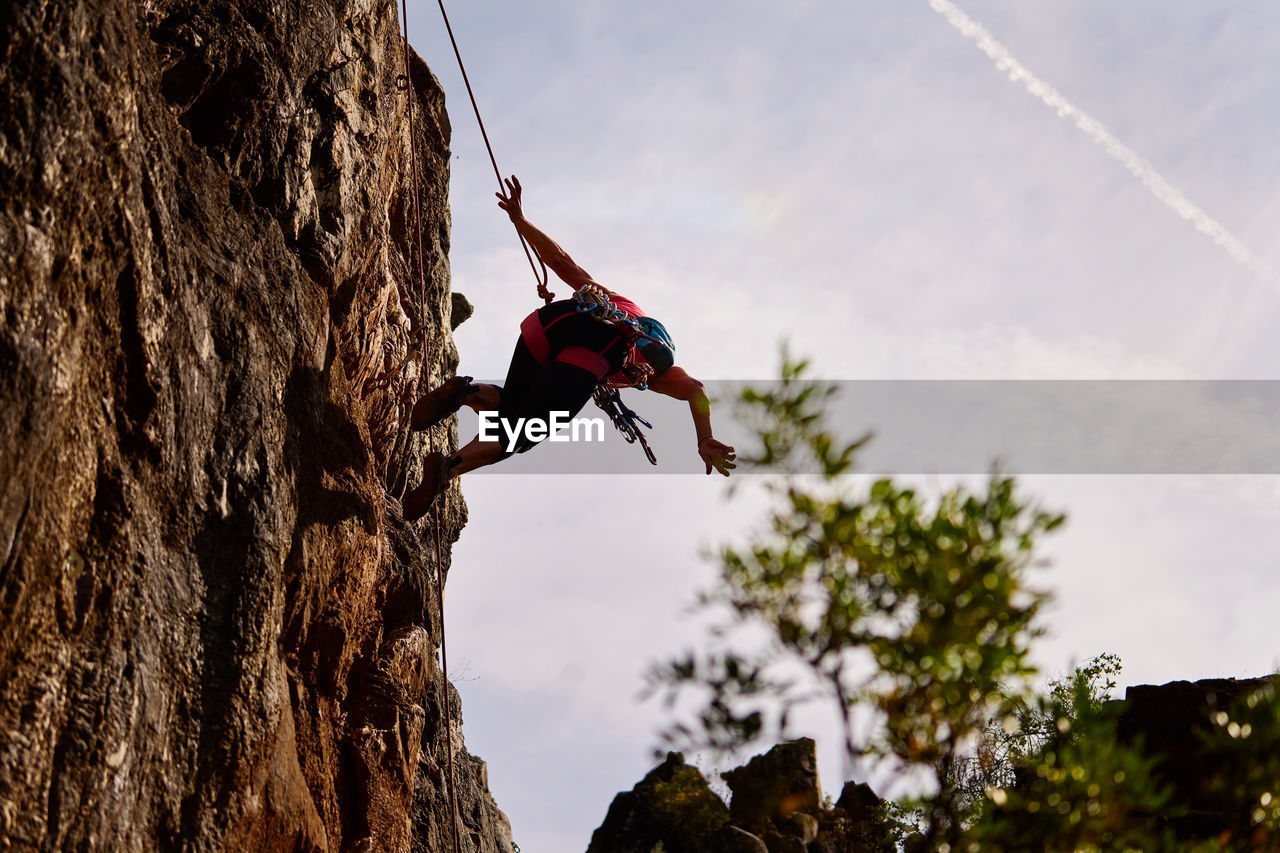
top-left (402, 176), bottom-right (737, 521)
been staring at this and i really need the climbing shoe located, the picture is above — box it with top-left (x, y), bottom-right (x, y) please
top-left (411, 375), bottom-right (476, 431)
top-left (403, 452), bottom-right (451, 521)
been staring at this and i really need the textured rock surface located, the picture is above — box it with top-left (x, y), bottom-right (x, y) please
top-left (703, 825), bottom-right (770, 853)
top-left (586, 752), bottom-right (730, 853)
top-left (0, 0), bottom-right (508, 850)
top-left (589, 744), bottom-right (891, 853)
top-left (722, 739), bottom-right (822, 832)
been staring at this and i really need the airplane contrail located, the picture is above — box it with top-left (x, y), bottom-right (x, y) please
top-left (928, 0), bottom-right (1270, 277)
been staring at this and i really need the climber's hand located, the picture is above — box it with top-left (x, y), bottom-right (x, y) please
top-left (698, 437), bottom-right (737, 477)
top-left (496, 175), bottom-right (525, 222)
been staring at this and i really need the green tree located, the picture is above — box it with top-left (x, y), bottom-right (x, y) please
top-left (651, 359), bottom-right (1280, 851)
top-left (965, 654), bottom-right (1176, 852)
top-left (949, 652), bottom-right (1123, 810)
top-left (650, 359), bottom-right (1062, 847)
top-left (1195, 677), bottom-right (1280, 849)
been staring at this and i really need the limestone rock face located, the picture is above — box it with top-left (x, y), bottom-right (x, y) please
top-left (0, 1), bottom-right (504, 850)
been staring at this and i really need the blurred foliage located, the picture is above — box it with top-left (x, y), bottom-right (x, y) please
top-left (965, 654), bottom-right (1176, 851)
top-left (1194, 678), bottom-right (1280, 849)
top-left (968, 669), bottom-right (1280, 852)
top-left (951, 653), bottom-right (1124, 810)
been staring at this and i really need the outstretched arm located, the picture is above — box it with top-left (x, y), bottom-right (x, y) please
top-left (647, 366), bottom-right (737, 476)
top-left (497, 175), bottom-right (600, 292)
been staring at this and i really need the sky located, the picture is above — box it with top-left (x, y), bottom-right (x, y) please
top-left (406, 2), bottom-right (1280, 849)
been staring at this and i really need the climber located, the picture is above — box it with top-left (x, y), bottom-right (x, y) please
top-left (402, 176), bottom-right (736, 520)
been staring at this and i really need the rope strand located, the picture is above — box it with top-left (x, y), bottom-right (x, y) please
top-left (397, 1), bottom-right (463, 851)
top-left (432, 0), bottom-right (553, 303)
top-left (394, 2), bottom-right (561, 845)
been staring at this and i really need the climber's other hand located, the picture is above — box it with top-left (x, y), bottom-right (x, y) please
top-left (699, 438), bottom-right (737, 477)
top-left (496, 174), bottom-right (525, 222)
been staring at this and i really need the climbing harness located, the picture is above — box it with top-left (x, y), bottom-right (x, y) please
top-left (396, 1), bottom-right (462, 851)
top-left (572, 285), bottom-right (677, 383)
top-left (570, 285), bottom-right (672, 465)
top-left (429, 0), bottom-right (553, 304)
top-left (573, 285), bottom-right (651, 387)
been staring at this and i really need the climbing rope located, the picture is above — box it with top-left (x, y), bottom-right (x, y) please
top-left (431, 0), bottom-right (553, 304)
top-left (370, 0), bottom-right (551, 393)
top-left (397, 1), bottom-right (462, 851)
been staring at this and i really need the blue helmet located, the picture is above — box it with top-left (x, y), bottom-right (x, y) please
top-left (635, 316), bottom-right (676, 372)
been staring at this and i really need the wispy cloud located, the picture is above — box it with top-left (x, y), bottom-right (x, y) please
top-left (929, 0), bottom-right (1271, 278)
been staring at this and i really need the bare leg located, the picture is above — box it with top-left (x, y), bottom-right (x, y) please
top-left (411, 375), bottom-right (491, 431)
top-left (446, 383), bottom-right (505, 475)
top-left (404, 433), bottom-right (502, 522)
top-left (447, 434), bottom-right (505, 477)
top-left (462, 383), bottom-right (501, 412)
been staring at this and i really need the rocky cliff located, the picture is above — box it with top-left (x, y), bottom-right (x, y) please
top-left (0, 1), bottom-right (509, 850)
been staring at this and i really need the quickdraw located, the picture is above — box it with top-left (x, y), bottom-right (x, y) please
top-left (573, 283), bottom-right (633, 325)
top-left (593, 385), bottom-right (658, 466)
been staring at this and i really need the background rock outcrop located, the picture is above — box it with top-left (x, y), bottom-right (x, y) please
top-left (588, 741), bottom-right (892, 853)
top-left (587, 752), bottom-right (731, 853)
top-left (1116, 676), bottom-right (1275, 844)
top-left (0, 0), bottom-right (508, 850)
